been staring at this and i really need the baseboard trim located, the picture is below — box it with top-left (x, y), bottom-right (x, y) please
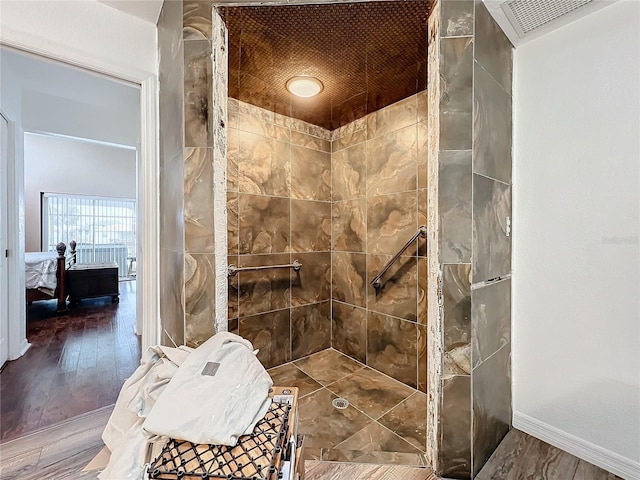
top-left (513, 411), bottom-right (640, 480)
top-left (18, 339), bottom-right (30, 357)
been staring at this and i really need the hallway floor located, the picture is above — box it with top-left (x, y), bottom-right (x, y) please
top-left (0, 280), bottom-right (140, 442)
top-left (269, 348), bottom-right (428, 464)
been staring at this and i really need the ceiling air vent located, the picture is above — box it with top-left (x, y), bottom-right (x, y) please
top-left (502, 0), bottom-right (593, 36)
top-left (484, 0), bottom-right (615, 46)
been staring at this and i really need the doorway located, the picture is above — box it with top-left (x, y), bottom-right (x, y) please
top-left (0, 49), bottom-right (146, 441)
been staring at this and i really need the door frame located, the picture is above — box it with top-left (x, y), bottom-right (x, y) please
top-left (0, 111), bottom-right (10, 366)
top-left (0, 40), bottom-right (160, 359)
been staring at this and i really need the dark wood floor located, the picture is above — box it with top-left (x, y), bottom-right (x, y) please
top-left (0, 280), bottom-right (140, 442)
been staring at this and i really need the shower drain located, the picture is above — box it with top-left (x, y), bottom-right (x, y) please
top-left (332, 398), bottom-right (349, 409)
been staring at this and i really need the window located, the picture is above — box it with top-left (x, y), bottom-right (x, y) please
top-left (42, 193), bottom-right (136, 277)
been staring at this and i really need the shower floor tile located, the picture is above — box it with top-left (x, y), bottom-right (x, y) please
top-left (325, 367), bottom-right (414, 419)
top-left (297, 387), bottom-right (371, 449)
top-left (268, 348), bottom-right (427, 464)
top-left (293, 348), bottom-right (364, 385)
top-left (334, 421), bottom-right (423, 454)
top-left (379, 392), bottom-right (428, 451)
top-left (268, 363), bottom-right (322, 397)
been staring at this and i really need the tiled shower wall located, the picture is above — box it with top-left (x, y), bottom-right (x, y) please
top-left (331, 92), bottom-right (428, 391)
top-left (158, 1), bottom-right (227, 348)
top-left (158, 0), bottom-right (186, 347)
top-left (226, 98), bottom-right (333, 369)
top-left (225, 93), bottom-right (428, 388)
top-left (435, 1), bottom-right (513, 478)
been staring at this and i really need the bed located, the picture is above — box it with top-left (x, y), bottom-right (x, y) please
top-left (25, 241), bottom-right (76, 312)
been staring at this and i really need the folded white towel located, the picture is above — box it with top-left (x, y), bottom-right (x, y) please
top-left (143, 332), bottom-right (273, 446)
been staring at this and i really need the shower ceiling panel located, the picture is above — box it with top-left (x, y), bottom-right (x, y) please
top-left (220, 0), bottom-right (434, 131)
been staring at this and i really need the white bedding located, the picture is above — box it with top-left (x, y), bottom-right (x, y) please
top-left (25, 251), bottom-right (58, 295)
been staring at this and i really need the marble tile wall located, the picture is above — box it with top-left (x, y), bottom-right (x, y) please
top-left (158, 0), bottom-right (185, 347)
top-left (433, 1), bottom-right (513, 478)
top-left (227, 98), bottom-right (332, 369)
top-left (158, 3), bottom-right (228, 349)
top-left (181, 6), bottom-right (228, 347)
top-left (470, 1), bottom-right (513, 477)
top-left (331, 91), bottom-right (428, 391)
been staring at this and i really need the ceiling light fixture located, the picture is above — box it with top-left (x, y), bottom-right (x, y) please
top-left (286, 76), bottom-right (323, 98)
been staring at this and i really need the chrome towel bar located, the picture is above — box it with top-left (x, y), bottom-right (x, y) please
top-left (370, 226), bottom-right (427, 289)
top-left (227, 259), bottom-right (302, 278)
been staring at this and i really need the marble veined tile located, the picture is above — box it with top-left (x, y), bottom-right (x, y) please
top-left (160, 249), bottom-right (184, 346)
top-left (440, 36), bottom-right (473, 150)
top-left (332, 301), bottom-right (367, 364)
top-left (335, 421), bottom-right (423, 454)
top-left (184, 253), bottom-right (215, 347)
top-left (328, 367), bottom-right (414, 420)
top-left (291, 146), bottom-right (331, 201)
top-left (474, 62), bottom-right (512, 185)
top-left (439, 150), bottom-right (472, 263)
top-left (238, 253), bottom-right (291, 317)
top-left (239, 309), bottom-right (290, 369)
top-left (367, 192), bottom-right (418, 257)
top-left (472, 174), bottom-right (511, 283)
top-left (291, 302), bottom-right (331, 360)
top-left (291, 130), bottom-right (331, 153)
top-left (475, 0), bottom-right (513, 95)
top-left (160, 152), bottom-right (184, 253)
top-left (238, 194), bottom-right (290, 254)
top-left (472, 278), bottom-right (510, 368)
top-left (184, 39), bottom-right (212, 148)
top-left (331, 252), bottom-right (367, 308)
top-left (367, 125), bottom-right (418, 197)
top-left (298, 388), bottom-right (371, 449)
top-left (267, 363), bottom-right (322, 397)
top-left (294, 349), bottom-right (364, 386)
top-left (332, 142), bottom-right (366, 201)
top-left (331, 127), bottom-right (367, 153)
top-left (367, 312), bottom-right (418, 388)
top-left (184, 148), bottom-right (213, 254)
top-left (291, 200), bottom-right (331, 253)
top-left (332, 199), bottom-right (366, 253)
top-left (367, 95), bottom-right (417, 140)
top-left (472, 344), bottom-right (511, 476)
top-left (183, 0), bottom-right (211, 40)
top-left (441, 0), bottom-right (474, 37)
top-left (442, 264), bottom-right (471, 375)
top-left (367, 255), bottom-right (418, 322)
top-left (379, 392), bottom-right (428, 451)
top-left (291, 252), bottom-right (331, 306)
top-left (439, 375), bottom-right (471, 479)
top-left (238, 131), bottom-right (290, 197)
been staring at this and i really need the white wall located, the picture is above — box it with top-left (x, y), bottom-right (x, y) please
top-left (513, 2), bottom-right (640, 478)
top-left (22, 90), bottom-right (139, 147)
top-left (0, 53), bottom-right (28, 360)
top-left (0, 0), bottom-right (157, 81)
top-left (24, 133), bottom-right (136, 252)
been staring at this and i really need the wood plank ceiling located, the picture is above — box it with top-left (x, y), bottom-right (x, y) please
top-left (219, 1), bottom-right (434, 131)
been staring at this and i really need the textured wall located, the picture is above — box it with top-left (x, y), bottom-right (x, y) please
top-left (330, 91), bottom-right (428, 393)
top-left (434, 1), bottom-right (513, 478)
top-left (226, 98), bottom-right (333, 369)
